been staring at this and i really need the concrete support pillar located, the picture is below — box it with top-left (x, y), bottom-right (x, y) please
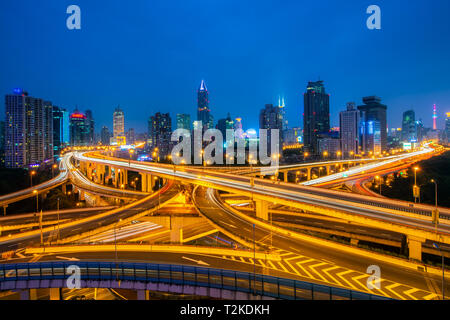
top-left (326, 166), bottom-right (330, 175)
top-left (169, 216), bottom-right (184, 243)
top-left (284, 171), bottom-right (288, 183)
top-left (49, 288), bottom-right (61, 300)
top-left (307, 168), bottom-right (311, 181)
top-left (79, 190), bottom-right (85, 201)
top-left (255, 199), bottom-right (269, 220)
top-left (137, 290), bottom-right (150, 300)
top-left (350, 238), bottom-right (359, 246)
top-left (407, 236), bottom-right (424, 261)
top-left (123, 170), bottom-right (128, 186)
top-left (62, 184), bottom-right (67, 194)
top-left (113, 168), bottom-right (119, 187)
top-left (140, 173), bottom-right (148, 192)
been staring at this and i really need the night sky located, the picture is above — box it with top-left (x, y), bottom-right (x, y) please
top-left (1, 0), bottom-right (449, 133)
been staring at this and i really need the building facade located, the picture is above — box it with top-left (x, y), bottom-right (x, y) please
top-left (69, 110), bottom-right (89, 146)
top-left (197, 80), bottom-right (213, 130)
top-left (176, 113), bottom-right (191, 131)
top-left (358, 96), bottom-right (387, 153)
top-left (339, 102), bottom-right (360, 157)
top-left (401, 110), bottom-right (417, 143)
top-left (303, 81), bottom-right (330, 156)
top-left (149, 112), bottom-right (172, 159)
top-left (53, 106), bottom-right (69, 160)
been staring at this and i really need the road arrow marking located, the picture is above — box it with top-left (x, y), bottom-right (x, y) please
top-left (182, 256), bottom-right (210, 266)
top-left (55, 256), bottom-right (80, 261)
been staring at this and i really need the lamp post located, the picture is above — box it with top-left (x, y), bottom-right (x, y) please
top-left (30, 170), bottom-right (36, 187)
top-left (433, 243), bottom-right (445, 300)
top-left (413, 166), bottom-right (420, 203)
top-left (375, 176), bottom-right (382, 195)
top-left (52, 164), bottom-right (58, 178)
top-left (431, 179), bottom-right (439, 232)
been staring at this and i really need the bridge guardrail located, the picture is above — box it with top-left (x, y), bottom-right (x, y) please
top-left (0, 261), bottom-right (391, 300)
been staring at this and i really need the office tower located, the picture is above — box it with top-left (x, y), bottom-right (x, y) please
top-left (318, 138), bottom-right (340, 156)
top-left (217, 113), bottom-right (234, 138)
top-left (53, 106), bottom-right (69, 159)
top-left (360, 120), bottom-right (381, 155)
top-left (5, 89), bottom-right (54, 168)
top-left (416, 119), bottom-right (424, 143)
top-left (149, 112), bottom-right (172, 159)
top-left (432, 104), bottom-right (437, 130)
top-left (176, 113), bottom-right (191, 130)
top-left (0, 120), bottom-right (4, 167)
top-left (100, 126), bottom-right (110, 145)
top-left (260, 104), bottom-right (283, 155)
top-left (303, 80), bottom-right (330, 156)
top-left (277, 96), bottom-right (289, 130)
top-left (113, 106), bottom-right (125, 138)
top-left (126, 128), bottom-right (136, 145)
top-left (358, 96), bottom-right (387, 153)
top-left (339, 102), bottom-right (360, 157)
top-left (69, 110), bottom-right (88, 146)
top-left (197, 80), bottom-right (212, 130)
top-left (85, 109), bottom-right (95, 145)
top-left (401, 110), bottom-right (417, 143)
top-left (445, 112), bottom-right (450, 144)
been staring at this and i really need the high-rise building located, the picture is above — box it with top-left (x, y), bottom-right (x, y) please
top-left (176, 113), bottom-right (191, 130)
top-left (197, 80), bottom-right (213, 130)
top-left (85, 109), bottom-right (95, 145)
top-left (401, 110), bottom-right (417, 143)
top-left (126, 128), bottom-right (136, 145)
top-left (282, 127), bottom-right (302, 146)
top-left (445, 112), bottom-right (450, 144)
top-left (100, 126), bottom-right (110, 145)
top-left (217, 113), bottom-right (234, 138)
top-left (303, 80), bottom-right (330, 156)
top-left (0, 120), bottom-right (5, 167)
top-left (360, 120), bottom-right (381, 155)
top-left (53, 106), bottom-right (69, 159)
top-left (149, 112), bottom-right (172, 159)
top-left (339, 102), bottom-right (360, 157)
top-left (113, 106), bottom-right (125, 138)
top-left (358, 96), bottom-right (387, 153)
top-left (5, 89), bottom-right (54, 168)
top-left (69, 110), bottom-right (88, 146)
top-left (276, 96), bottom-right (289, 130)
top-left (260, 104), bottom-right (283, 155)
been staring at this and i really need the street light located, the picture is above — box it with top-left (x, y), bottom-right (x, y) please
top-left (433, 242), bottom-right (445, 300)
top-left (30, 170), bottom-right (36, 187)
top-left (413, 166), bottom-right (420, 203)
top-left (52, 164), bottom-right (58, 178)
top-left (430, 179), bottom-right (439, 231)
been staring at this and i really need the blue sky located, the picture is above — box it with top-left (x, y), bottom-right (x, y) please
top-left (1, 0), bottom-right (449, 132)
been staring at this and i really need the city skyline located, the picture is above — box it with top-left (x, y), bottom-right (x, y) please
top-left (1, 1), bottom-right (450, 132)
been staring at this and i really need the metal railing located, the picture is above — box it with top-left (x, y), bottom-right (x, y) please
top-left (0, 261), bottom-right (391, 300)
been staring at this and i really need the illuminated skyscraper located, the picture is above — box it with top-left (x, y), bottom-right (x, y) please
top-left (53, 106), bottom-right (69, 159)
top-left (5, 89), bottom-right (54, 168)
top-left (358, 96), bottom-right (387, 153)
top-left (113, 106), bottom-right (125, 138)
top-left (85, 109), bottom-right (95, 145)
top-left (176, 113), bottom-right (191, 130)
top-left (69, 110), bottom-right (88, 146)
top-left (197, 80), bottom-right (213, 130)
top-left (339, 102), bottom-right (360, 157)
top-left (149, 112), bottom-right (172, 159)
top-left (303, 81), bottom-right (330, 156)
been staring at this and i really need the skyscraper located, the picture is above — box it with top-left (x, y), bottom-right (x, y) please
top-left (339, 102), bottom-right (360, 157)
top-left (100, 126), bottom-right (110, 146)
top-left (85, 109), bottom-right (95, 145)
top-left (69, 110), bottom-right (88, 146)
top-left (217, 113), bottom-right (234, 138)
top-left (5, 89), bottom-right (54, 168)
top-left (358, 96), bottom-right (387, 153)
top-left (53, 106), bottom-right (69, 159)
top-left (176, 113), bottom-right (191, 130)
top-left (113, 106), bottom-right (125, 139)
top-left (303, 81), bottom-right (330, 156)
top-left (197, 80), bottom-right (213, 130)
top-left (260, 104), bottom-right (283, 155)
top-left (445, 112), bottom-right (450, 144)
top-left (401, 110), bottom-right (417, 143)
top-left (126, 128), bottom-right (136, 145)
top-left (149, 112), bottom-right (172, 159)
top-left (0, 120), bottom-right (5, 167)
